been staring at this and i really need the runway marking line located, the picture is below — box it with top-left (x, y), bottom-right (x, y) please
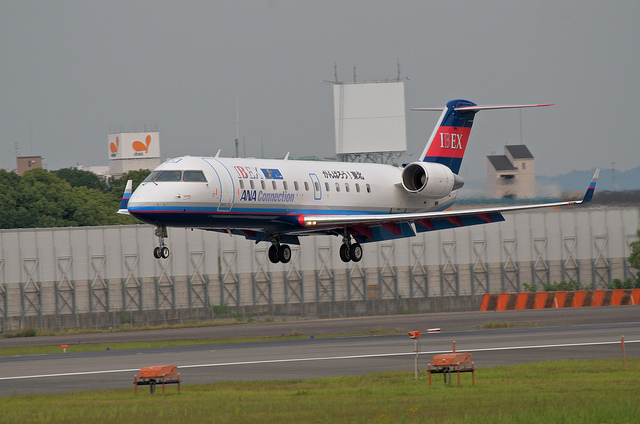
top-left (0, 339), bottom-right (638, 381)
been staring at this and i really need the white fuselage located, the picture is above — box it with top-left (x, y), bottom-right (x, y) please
top-left (127, 156), bottom-right (457, 233)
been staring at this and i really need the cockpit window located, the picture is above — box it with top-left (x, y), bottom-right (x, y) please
top-left (183, 170), bottom-right (207, 182)
top-left (155, 170), bottom-right (182, 182)
top-left (143, 171), bottom-right (160, 182)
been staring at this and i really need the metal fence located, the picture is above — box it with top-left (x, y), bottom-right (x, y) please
top-left (0, 206), bottom-right (637, 331)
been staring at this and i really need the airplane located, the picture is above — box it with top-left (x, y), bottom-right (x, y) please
top-left (118, 99), bottom-right (599, 263)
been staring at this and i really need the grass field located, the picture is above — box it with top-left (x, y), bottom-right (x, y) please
top-left (0, 358), bottom-right (638, 423)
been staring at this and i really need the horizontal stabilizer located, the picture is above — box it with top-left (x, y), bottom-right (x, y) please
top-left (412, 103), bottom-right (552, 112)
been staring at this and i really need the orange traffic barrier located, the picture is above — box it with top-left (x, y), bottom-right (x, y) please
top-left (592, 290), bottom-right (605, 307)
top-left (479, 293), bottom-right (490, 311)
top-left (496, 293), bottom-right (509, 311)
top-left (478, 289), bottom-right (640, 311)
top-left (534, 292), bottom-right (548, 309)
top-left (611, 290), bottom-right (624, 306)
top-left (515, 292), bottom-right (529, 310)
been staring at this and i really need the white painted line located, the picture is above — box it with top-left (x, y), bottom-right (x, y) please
top-left (0, 368), bottom-right (140, 380)
top-left (0, 339), bottom-right (637, 381)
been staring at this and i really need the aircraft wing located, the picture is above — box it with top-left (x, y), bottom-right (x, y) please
top-left (300, 169), bottom-right (599, 243)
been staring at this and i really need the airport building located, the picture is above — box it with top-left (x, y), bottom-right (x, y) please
top-left (16, 155), bottom-right (43, 176)
top-left (108, 131), bottom-right (162, 177)
top-left (487, 145), bottom-right (536, 198)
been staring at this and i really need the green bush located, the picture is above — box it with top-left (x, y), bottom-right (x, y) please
top-left (4, 327), bottom-right (37, 338)
top-left (541, 280), bottom-right (583, 292)
top-left (610, 278), bottom-right (640, 289)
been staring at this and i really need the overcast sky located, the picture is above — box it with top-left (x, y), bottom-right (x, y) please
top-left (1, 1), bottom-right (639, 185)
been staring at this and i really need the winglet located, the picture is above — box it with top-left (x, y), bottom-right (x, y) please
top-left (580, 169), bottom-right (600, 204)
top-left (117, 180), bottom-right (133, 215)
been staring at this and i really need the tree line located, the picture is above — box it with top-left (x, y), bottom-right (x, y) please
top-left (0, 168), bottom-right (150, 229)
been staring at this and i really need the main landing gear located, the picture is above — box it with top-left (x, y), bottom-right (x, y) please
top-left (268, 237), bottom-right (292, 264)
top-left (153, 225), bottom-right (170, 259)
top-left (339, 233), bottom-right (363, 263)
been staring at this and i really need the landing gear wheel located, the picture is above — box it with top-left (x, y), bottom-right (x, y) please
top-left (268, 245), bottom-right (279, 264)
top-left (153, 225), bottom-right (169, 260)
top-left (349, 243), bottom-right (363, 262)
top-left (339, 244), bottom-right (351, 262)
top-left (278, 244), bottom-right (292, 264)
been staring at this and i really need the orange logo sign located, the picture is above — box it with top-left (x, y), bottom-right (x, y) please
top-left (133, 135), bottom-right (152, 153)
top-left (110, 136), bottom-right (119, 153)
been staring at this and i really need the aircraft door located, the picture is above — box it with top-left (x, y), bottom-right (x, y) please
top-left (203, 159), bottom-right (235, 211)
top-left (309, 173), bottom-right (322, 200)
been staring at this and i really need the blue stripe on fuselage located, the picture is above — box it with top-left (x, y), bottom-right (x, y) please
top-left (128, 204), bottom-right (457, 232)
top-left (128, 205), bottom-right (387, 216)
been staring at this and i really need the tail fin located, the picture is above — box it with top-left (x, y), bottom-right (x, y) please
top-left (412, 100), bottom-right (552, 174)
top-left (117, 180), bottom-right (133, 215)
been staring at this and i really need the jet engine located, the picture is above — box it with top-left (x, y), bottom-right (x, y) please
top-left (400, 162), bottom-right (464, 198)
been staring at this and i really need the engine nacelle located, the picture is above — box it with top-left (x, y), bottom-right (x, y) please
top-left (400, 162), bottom-right (464, 198)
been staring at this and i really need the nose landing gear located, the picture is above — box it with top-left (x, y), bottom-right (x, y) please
top-left (153, 226), bottom-right (170, 259)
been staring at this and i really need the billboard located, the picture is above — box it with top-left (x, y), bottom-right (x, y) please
top-left (333, 81), bottom-right (407, 154)
top-left (108, 132), bottom-right (160, 160)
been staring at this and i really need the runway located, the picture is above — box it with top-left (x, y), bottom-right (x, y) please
top-left (0, 306), bottom-right (638, 396)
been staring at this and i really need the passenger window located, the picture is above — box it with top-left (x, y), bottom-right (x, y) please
top-left (325, 182), bottom-right (330, 191)
top-left (294, 181), bottom-right (299, 191)
top-left (335, 182), bottom-right (340, 192)
top-left (250, 180), bottom-right (255, 189)
top-left (261, 180), bottom-right (266, 189)
top-left (156, 170), bottom-right (182, 182)
top-left (272, 181), bottom-right (277, 190)
top-left (366, 184), bottom-right (371, 193)
top-left (183, 170), bottom-right (207, 182)
top-left (345, 183), bottom-right (350, 193)
top-left (356, 183), bottom-right (360, 193)
top-left (283, 181), bottom-right (288, 190)
top-left (239, 180), bottom-right (245, 189)
top-left (314, 182), bottom-right (320, 191)
top-left (305, 182), bottom-right (309, 191)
